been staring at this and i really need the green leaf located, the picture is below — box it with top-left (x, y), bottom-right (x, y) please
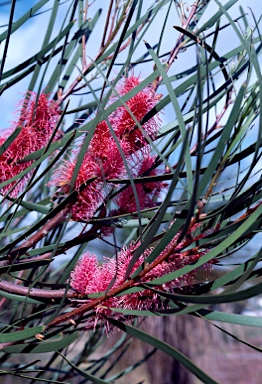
top-left (198, 83), bottom-right (247, 198)
top-left (0, 326), bottom-right (45, 343)
top-left (196, 0), bottom-right (238, 35)
top-left (125, 129), bottom-right (189, 279)
top-left (0, 290), bottom-right (42, 304)
top-left (7, 200), bottom-right (50, 215)
top-left (45, 16), bottom-right (97, 92)
top-left (201, 310), bottom-right (262, 328)
top-left (144, 281), bottom-right (262, 304)
top-left (57, 350), bottom-right (112, 384)
top-left (145, 202), bottom-right (262, 285)
top-left (0, 127), bottom-right (22, 156)
top-left (145, 41), bottom-right (193, 192)
top-left (2, 332), bottom-right (79, 354)
top-left (59, 9), bottom-right (102, 91)
top-left (0, 259), bottom-right (52, 274)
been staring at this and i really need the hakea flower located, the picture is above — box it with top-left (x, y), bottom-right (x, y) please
top-left (51, 123), bottom-right (131, 221)
top-left (109, 76), bottom-right (160, 153)
top-left (52, 75), bottom-right (162, 222)
top-left (116, 153), bottom-right (166, 213)
top-left (70, 226), bottom-right (209, 329)
top-left (0, 92), bottom-right (61, 197)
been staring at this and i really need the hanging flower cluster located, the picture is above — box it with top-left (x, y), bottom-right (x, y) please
top-left (0, 92), bottom-right (61, 198)
top-left (70, 225), bottom-right (209, 329)
top-left (51, 76), bottom-right (165, 221)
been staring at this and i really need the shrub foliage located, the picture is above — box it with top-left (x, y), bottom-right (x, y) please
top-left (0, 0), bottom-right (261, 382)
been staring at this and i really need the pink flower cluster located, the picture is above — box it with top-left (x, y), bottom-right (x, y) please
top-left (70, 225), bottom-right (208, 329)
top-left (51, 76), bottom-right (165, 221)
top-left (0, 93), bottom-right (61, 197)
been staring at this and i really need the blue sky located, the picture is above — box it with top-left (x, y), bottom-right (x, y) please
top-left (0, 0), bottom-right (39, 18)
top-left (0, 0), bottom-right (38, 28)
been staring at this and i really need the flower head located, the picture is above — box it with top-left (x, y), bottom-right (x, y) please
top-left (51, 122), bottom-right (130, 221)
top-left (70, 225), bottom-right (210, 330)
top-left (52, 75), bottom-right (162, 222)
top-left (0, 92), bottom-right (61, 197)
top-left (70, 253), bottom-right (98, 294)
top-left (110, 76), bottom-right (160, 153)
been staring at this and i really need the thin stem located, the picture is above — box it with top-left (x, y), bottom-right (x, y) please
top-left (0, 280), bottom-right (77, 299)
top-left (0, 0), bottom-right (16, 83)
top-left (101, 0), bottom-right (114, 48)
top-left (152, 0), bottom-right (200, 91)
top-left (7, 206), bottom-right (71, 261)
top-left (81, 1), bottom-right (89, 69)
top-left (57, 0), bottom-right (134, 105)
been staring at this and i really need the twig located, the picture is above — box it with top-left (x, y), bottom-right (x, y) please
top-left (57, 0), bottom-right (135, 105)
top-left (0, 280), bottom-right (78, 299)
top-left (6, 206), bottom-right (71, 262)
top-left (152, 0), bottom-right (200, 91)
top-left (0, 253), bottom-right (53, 267)
top-left (81, 1), bottom-right (89, 69)
top-left (101, 0), bottom-right (114, 48)
top-left (46, 195), bottom-right (262, 329)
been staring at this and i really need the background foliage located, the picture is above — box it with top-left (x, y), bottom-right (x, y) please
top-left (0, 0), bottom-right (261, 383)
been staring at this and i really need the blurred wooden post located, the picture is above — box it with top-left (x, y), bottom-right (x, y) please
top-left (140, 315), bottom-right (218, 384)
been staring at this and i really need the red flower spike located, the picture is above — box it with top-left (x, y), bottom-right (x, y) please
top-left (110, 76), bottom-right (160, 152)
top-left (52, 134), bottom-right (129, 221)
top-left (52, 75), bottom-right (161, 222)
top-left (70, 253), bottom-right (98, 294)
top-left (70, 231), bottom-right (210, 330)
top-left (0, 93), bottom-right (61, 197)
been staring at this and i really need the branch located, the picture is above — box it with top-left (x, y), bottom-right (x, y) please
top-left (0, 279), bottom-right (78, 300)
top-left (6, 206), bottom-right (71, 262)
top-left (152, 0), bottom-right (201, 91)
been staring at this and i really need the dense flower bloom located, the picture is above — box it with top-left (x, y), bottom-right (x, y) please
top-left (52, 75), bottom-right (163, 222)
top-left (0, 92), bottom-right (61, 197)
top-left (70, 226), bottom-right (209, 329)
top-left (51, 122), bottom-right (131, 221)
top-left (110, 76), bottom-right (160, 152)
